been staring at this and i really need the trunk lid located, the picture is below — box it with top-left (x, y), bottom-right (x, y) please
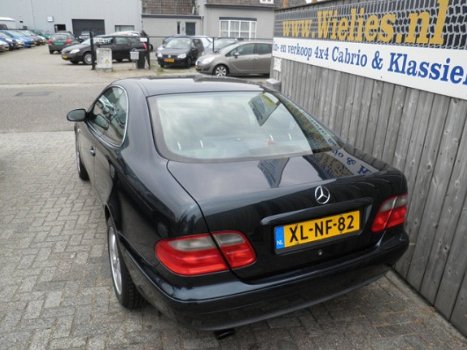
top-left (167, 146), bottom-right (404, 281)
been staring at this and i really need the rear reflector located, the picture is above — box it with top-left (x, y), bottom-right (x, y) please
top-left (371, 194), bottom-right (408, 233)
top-left (155, 231), bottom-right (256, 276)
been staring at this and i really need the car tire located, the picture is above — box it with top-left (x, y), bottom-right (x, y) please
top-left (186, 57), bottom-right (192, 68)
top-left (75, 141), bottom-right (89, 181)
top-left (116, 58), bottom-right (123, 63)
top-left (213, 64), bottom-right (228, 77)
top-left (49, 49), bottom-right (53, 54)
top-left (71, 60), bottom-right (79, 65)
top-left (83, 52), bottom-right (93, 65)
top-left (159, 62), bottom-right (165, 68)
top-left (107, 218), bottom-right (145, 309)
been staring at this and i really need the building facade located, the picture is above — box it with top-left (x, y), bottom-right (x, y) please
top-left (142, 0), bottom-right (277, 42)
top-left (0, 0), bottom-right (142, 36)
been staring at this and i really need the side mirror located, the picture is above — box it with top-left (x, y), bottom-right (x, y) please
top-left (234, 51), bottom-right (239, 58)
top-left (67, 108), bottom-right (87, 122)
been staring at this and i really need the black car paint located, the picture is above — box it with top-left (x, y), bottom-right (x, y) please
top-left (62, 35), bottom-right (145, 64)
top-left (157, 37), bottom-right (204, 67)
top-left (70, 77), bottom-right (409, 330)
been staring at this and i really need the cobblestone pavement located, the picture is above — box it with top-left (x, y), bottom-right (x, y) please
top-left (1, 132), bottom-right (467, 350)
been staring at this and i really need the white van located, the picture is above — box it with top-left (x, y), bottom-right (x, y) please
top-left (0, 17), bottom-right (20, 30)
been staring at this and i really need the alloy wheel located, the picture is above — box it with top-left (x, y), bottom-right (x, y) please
top-left (108, 226), bottom-right (122, 296)
top-left (214, 65), bottom-right (227, 77)
top-left (83, 53), bottom-right (92, 65)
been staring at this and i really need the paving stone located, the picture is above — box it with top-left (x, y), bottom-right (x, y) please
top-left (23, 300), bottom-right (44, 319)
top-left (28, 329), bottom-right (52, 350)
top-left (49, 336), bottom-right (87, 349)
top-left (0, 131), bottom-right (466, 350)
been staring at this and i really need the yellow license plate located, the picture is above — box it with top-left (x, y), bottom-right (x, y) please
top-left (274, 210), bottom-right (360, 250)
top-left (164, 58), bottom-right (174, 63)
top-left (62, 55), bottom-right (68, 59)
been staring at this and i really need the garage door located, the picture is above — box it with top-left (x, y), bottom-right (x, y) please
top-left (72, 19), bottom-right (105, 36)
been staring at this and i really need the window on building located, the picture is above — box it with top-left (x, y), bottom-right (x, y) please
top-left (115, 25), bottom-right (135, 32)
top-left (219, 20), bottom-right (256, 39)
top-left (259, 0), bottom-right (274, 3)
top-left (186, 22), bottom-right (196, 35)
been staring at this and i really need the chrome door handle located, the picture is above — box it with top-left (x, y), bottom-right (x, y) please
top-left (89, 147), bottom-right (96, 156)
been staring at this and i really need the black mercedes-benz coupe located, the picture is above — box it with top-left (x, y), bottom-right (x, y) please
top-left (67, 76), bottom-right (409, 332)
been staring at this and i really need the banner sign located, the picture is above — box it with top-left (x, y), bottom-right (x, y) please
top-left (273, 0), bottom-right (467, 100)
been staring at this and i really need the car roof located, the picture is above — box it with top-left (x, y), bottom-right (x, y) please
top-left (235, 39), bottom-right (272, 44)
top-left (100, 34), bottom-right (138, 38)
top-left (51, 32), bottom-right (73, 37)
top-left (116, 76), bottom-right (264, 97)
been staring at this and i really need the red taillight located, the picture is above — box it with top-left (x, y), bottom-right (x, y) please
top-left (47, 39), bottom-right (52, 45)
top-left (65, 38), bottom-right (72, 44)
top-left (213, 231), bottom-right (256, 269)
top-left (155, 231), bottom-right (256, 276)
top-left (371, 194), bottom-right (408, 233)
top-left (143, 43), bottom-right (148, 50)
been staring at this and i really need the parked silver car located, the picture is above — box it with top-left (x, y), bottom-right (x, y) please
top-left (196, 40), bottom-right (272, 77)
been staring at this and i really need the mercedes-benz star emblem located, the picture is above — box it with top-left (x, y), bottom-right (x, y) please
top-left (315, 186), bottom-right (331, 205)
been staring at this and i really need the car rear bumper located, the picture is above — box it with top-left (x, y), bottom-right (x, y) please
top-left (120, 231), bottom-right (408, 331)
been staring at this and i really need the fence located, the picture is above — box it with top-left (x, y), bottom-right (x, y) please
top-left (272, 0), bottom-right (467, 337)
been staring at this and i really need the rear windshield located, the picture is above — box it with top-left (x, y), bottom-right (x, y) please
top-left (149, 91), bottom-right (339, 162)
top-left (51, 34), bottom-right (69, 40)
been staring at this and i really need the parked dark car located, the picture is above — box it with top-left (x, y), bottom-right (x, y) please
top-left (157, 35), bottom-right (211, 54)
top-left (48, 33), bottom-right (78, 53)
top-left (156, 36), bottom-right (204, 67)
top-left (61, 35), bottom-right (146, 65)
top-left (196, 40), bottom-right (272, 76)
top-left (66, 76), bottom-right (409, 332)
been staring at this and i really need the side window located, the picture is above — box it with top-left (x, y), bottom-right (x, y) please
top-left (100, 37), bottom-right (113, 45)
top-left (256, 43), bottom-right (272, 55)
top-left (115, 37), bottom-right (128, 45)
top-left (193, 39), bottom-right (202, 49)
top-left (89, 87), bottom-right (128, 144)
top-left (236, 43), bottom-right (255, 56)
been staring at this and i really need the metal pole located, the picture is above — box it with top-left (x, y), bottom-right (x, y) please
top-left (146, 34), bottom-right (150, 69)
top-left (90, 31), bottom-right (95, 70)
